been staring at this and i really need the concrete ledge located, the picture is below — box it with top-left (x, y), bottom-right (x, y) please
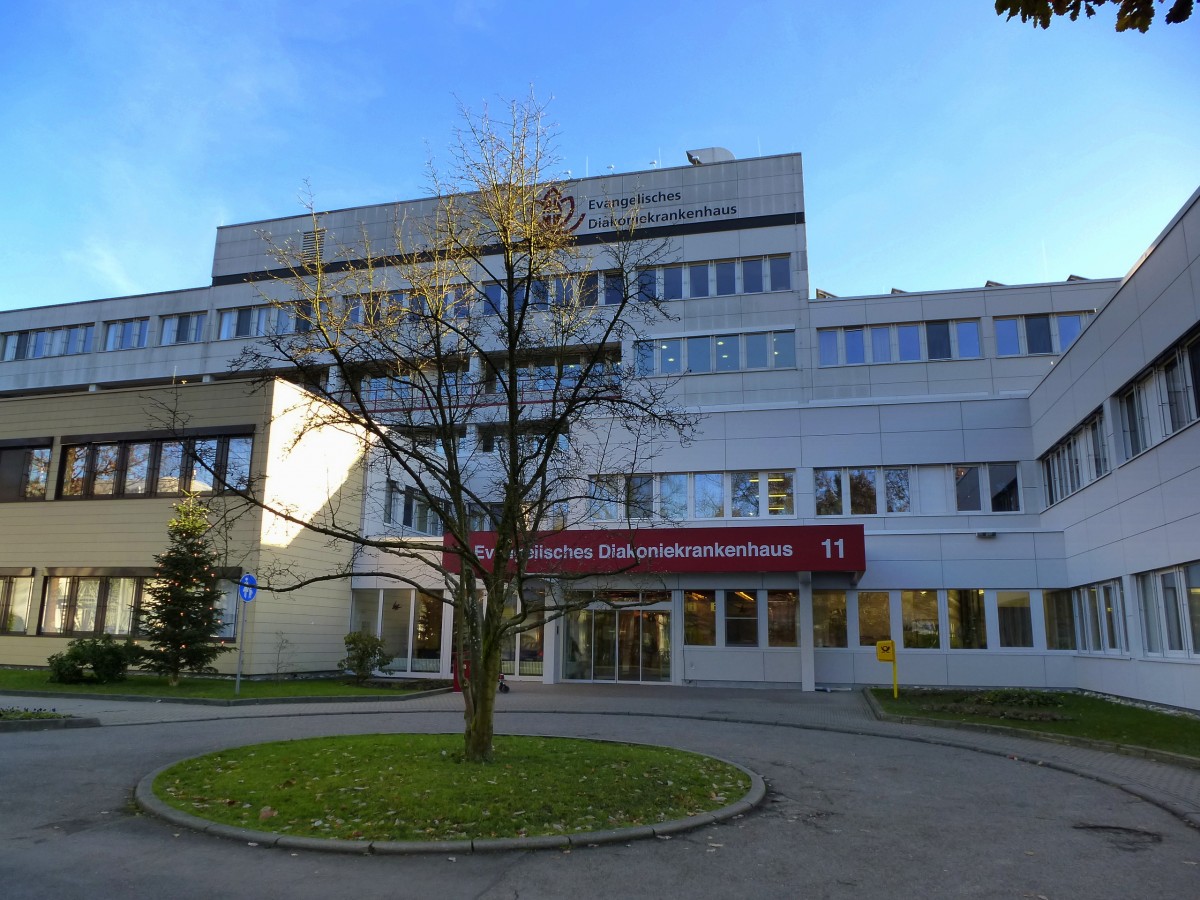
top-left (1, 686), bottom-right (451, 707)
top-left (134, 744), bottom-right (767, 855)
top-left (862, 688), bottom-right (1200, 772)
top-left (0, 716), bottom-right (101, 733)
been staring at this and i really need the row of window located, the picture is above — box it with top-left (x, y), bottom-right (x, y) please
top-left (819, 319), bottom-right (981, 367)
top-left (1042, 413), bottom-right (1109, 506)
top-left (2, 254), bottom-right (795, 363)
top-left (816, 312), bottom-right (1088, 368)
top-left (589, 471), bottom-right (796, 521)
top-left (635, 330), bottom-right (796, 376)
top-left (55, 435), bottom-right (252, 500)
top-left (683, 589), bottom-right (800, 648)
top-left (1118, 331), bottom-right (1200, 461)
top-left (383, 482), bottom-right (444, 536)
top-left (0, 575), bottom-right (238, 639)
top-left (586, 464), bottom-right (1022, 522)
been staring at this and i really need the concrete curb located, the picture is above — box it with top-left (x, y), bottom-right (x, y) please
top-left (0, 716), bottom-right (102, 733)
top-left (134, 744), bottom-right (766, 855)
top-left (0, 686), bottom-right (452, 708)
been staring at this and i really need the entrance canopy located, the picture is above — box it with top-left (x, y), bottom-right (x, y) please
top-left (445, 524), bottom-right (865, 577)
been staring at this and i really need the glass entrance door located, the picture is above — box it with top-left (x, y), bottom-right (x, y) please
top-left (563, 608), bottom-right (670, 682)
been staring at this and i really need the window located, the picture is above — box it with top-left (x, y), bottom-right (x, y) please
top-left (947, 589), bottom-right (986, 649)
top-left (997, 591), bottom-right (1033, 648)
top-left (386, 483), bottom-right (444, 536)
top-left (0, 444), bottom-right (52, 501)
top-left (812, 591), bottom-right (847, 648)
top-left (1074, 580), bottom-right (1126, 654)
top-left (844, 328), bottom-right (865, 364)
top-left (925, 321), bottom-right (951, 360)
top-left (664, 266), bottom-right (683, 300)
top-left (814, 469), bottom-right (842, 516)
top-left (1161, 349), bottom-right (1197, 435)
top-left (1024, 315), bottom-right (1052, 354)
top-left (901, 590), bottom-right (939, 648)
top-left (995, 318), bottom-right (1021, 356)
top-left (857, 591), bottom-right (891, 645)
top-left (730, 472), bottom-right (760, 518)
top-left (103, 318), bottom-right (149, 351)
top-left (725, 589), bottom-right (758, 646)
top-left (694, 473), bottom-right (725, 518)
top-left (218, 306), bottom-right (272, 339)
top-left (715, 261), bottom-right (736, 295)
top-left (816, 467), bottom-right (911, 516)
top-left (742, 258), bottom-right (763, 294)
top-left (767, 591), bottom-right (798, 646)
top-left (3, 323), bottom-right (95, 361)
top-left (1, 576), bottom-right (33, 634)
top-left (1058, 314), bottom-right (1083, 349)
top-left (714, 334), bottom-right (739, 371)
top-left (1043, 590), bottom-right (1077, 650)
top-left (955, 320), bottom-right (981, 358)
top-left (818, 330), bottom-right (839, 367)
top-left (684, 590), bottom-right (716, 645)
top-left (871, 326), bottom-right (892, 363)
top-left (1138, 563), bottom-right (1200, 658)
top-left (1120, 379), bottom-right (1151, 458)
top-left (658, 474), bottom-right (688, 520)
top-left (58, 434), bottom-right (252, 499)
top-left (954, 463), bottom-right (1020, 512)
top-left (39, 575), bottom-right (154, 637)
top-left (689, 263), bottom-right (709, 298)
top-left (769, 256), bottom-right (791, 291)
top-left (766, 471), bottom-right (794, 515)
top-left (898, 324), bottom-right (921, 361)
top-left (161, 312), bottom-right (208, 345)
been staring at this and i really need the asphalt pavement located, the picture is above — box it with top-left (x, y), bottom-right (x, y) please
top-left (2, 683), bottom-right (1198, 899)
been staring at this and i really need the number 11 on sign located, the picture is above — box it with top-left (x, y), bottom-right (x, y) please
top-left (821, 538), bottom-right (844, 559)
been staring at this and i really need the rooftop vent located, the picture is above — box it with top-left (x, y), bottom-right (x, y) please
top-left (890, 288), bottom-right (907, 294)
top-left (815, 288), bottom-right (838, 299)
top-left (301, 229), bottom-right (326, 264)
top-left (1066, 274), bottom-right (1089, 282)
top-left (685, 147), bottom-right (735, 166)
top-left (985, 280), bottom-right (1005, 287)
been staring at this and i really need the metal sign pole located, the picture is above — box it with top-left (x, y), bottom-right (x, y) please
top-left (234, 574), bottom-right (257, 697)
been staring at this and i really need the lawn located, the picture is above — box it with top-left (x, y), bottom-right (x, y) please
top-left (872, 688), bottom-right (1200, 759)
top-left (154, 733), bottom-right (750, 842)
top-left (0, 668), bottom-right (444, 700)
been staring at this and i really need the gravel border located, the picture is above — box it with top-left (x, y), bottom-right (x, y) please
top-left (134, 740), bottom-right (766, 855)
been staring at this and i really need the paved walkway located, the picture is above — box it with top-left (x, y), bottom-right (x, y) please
top-left (3, 684), bottom-right (1199, 899)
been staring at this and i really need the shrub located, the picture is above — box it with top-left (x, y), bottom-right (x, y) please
top-left (47, 635), bottom-right (135, 684)
top-left (339, 632), bottom-right (392, 685)
top-left (977, 688), bottom-right (1062, 708)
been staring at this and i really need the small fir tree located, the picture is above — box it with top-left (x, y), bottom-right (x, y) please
top-left (137, 495), bottom-right (232, 686)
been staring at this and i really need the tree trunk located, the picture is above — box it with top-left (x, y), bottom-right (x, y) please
top-left (463, 647), bottom-right (500, 762)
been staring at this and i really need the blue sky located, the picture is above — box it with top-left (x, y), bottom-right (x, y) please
top-left (1, 0), bottom-right (1196, 312)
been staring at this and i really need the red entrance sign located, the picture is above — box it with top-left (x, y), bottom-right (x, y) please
top-left (444, 524), bottom-right (865, 576)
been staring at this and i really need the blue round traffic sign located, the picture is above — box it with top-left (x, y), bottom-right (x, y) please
top-left (238, 573), bottom-right (258, 603)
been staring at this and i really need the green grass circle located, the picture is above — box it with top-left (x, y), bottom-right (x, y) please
top-left (153, 733), bottom-right (750, 842)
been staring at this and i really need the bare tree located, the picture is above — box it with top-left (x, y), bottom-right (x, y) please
top-left (233, 96), bottom-right (697, 761)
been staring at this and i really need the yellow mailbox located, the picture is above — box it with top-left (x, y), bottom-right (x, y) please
top-left (876, 640), bottom-right (898, 698)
